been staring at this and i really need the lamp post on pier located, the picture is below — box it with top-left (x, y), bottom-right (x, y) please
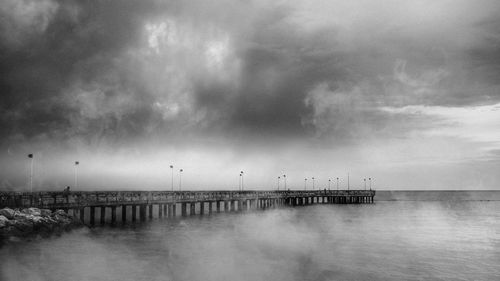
top-left (304, 178), bottom-right (307, 190)
top-left (74, 161), bottom-right (79, 190)
top-left (277, 176), bottom-right (281, 191)
top-left (28, 154), bottom-right (34, 193)
top-left (328, 179), bottom-right (331, 190)
top-left (283, 174), bottom-right (286, 190)
top-left (179, 169), bottom-right (183, 191)
top-left (240, 171), bottom-right (244, 191)
top-left (369, 177), bottom-right (372, 190)
top-left (312, 177), bottom-right (315, 190)
top-left (336, 177), bottom-right (339, 191)
top-left (170, 165), bottom-right (174, 191)
top-left (364, 178), bottom-right (366, 190)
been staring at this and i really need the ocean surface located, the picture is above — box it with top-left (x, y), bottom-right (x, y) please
top-left (1, 191), bottom-right (500, 281)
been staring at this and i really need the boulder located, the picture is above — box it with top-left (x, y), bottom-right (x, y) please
top-left (13, 211), bottom-right (28, 220)
top-left (22, 208), bottom-right (41, 216)
top-left (53, 209), bottom-right (68, 217)
top-left (11, 218), bottom-right (34, 233)
top-left (40, 209), bottom-right (52, 217)
top-left (0, 208), bottom-right (15, 219)
top-left (0, 215), bottom-right (8, 228)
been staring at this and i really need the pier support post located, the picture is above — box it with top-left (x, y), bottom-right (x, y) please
top-left (208, 201), bottom-right (213, 214)
top-left (100, 207), bottom-right (106, 225)
top-left (224, 201), bottom-right (229, 212)
top-left (111, 206), bottom-right (116, 225)
top-left (80, 207), bottom-right (85, 223)
top-left (90, 206), bottom-right (95, 226)
top-left (172, 204), bottom-right (177, 217)
top-left (132, 205), bottom-right (137, 222)
top-left (190, 202), bottom-right (195, 215)
top-left (158, 204), bottom-right (163, 217)
top-left (200, 202), bottom-right (205, 215)
top-left (122, 206), bottom-right (127, 223)
top-left (140, 205), bottom-right (146, 221)
top-left (181, 203), bottom-right (187, 217)
top-left (148, 204), bottom-right (153, 219)
top-left (216, 201), bottom-right (221, 213)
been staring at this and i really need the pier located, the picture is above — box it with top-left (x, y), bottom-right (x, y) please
top-left (0, 190), bottom-right (375, 226)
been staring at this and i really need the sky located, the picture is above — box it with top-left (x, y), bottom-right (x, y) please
top-left (1, 0), bottom-right (500, 191)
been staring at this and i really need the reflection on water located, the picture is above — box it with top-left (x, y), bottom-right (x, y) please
top-left (1, 201), bottom-right (500, 281)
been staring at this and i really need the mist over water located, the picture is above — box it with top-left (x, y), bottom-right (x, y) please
top-left (1, 200), bottom-right (500, 281)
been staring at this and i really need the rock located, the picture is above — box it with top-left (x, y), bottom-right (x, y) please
top-left (0, 207), bottom-right (82, 239)
top-left (53, 209), bottom-right (68, 217)
top-left (40, 209), bottom-right (52, 217)
top-left (0, 215), bottom-right (8, 228)
top-left (0, 208), bottom-right (15, 219)
top-left (22, 208), bottom-right (41, 217)
top-left (13, 211), bottom-right (28, 220)
top-left (11, 218), bottom-right (34, 233)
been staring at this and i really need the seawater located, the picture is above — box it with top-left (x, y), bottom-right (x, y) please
top-left (1, 197), bottom-right (500, 281)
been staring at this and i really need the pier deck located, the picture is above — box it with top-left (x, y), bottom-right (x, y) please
top-left (0, 190), bottom-right (375, 225)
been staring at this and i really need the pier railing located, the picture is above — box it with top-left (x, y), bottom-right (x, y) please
top-left (1, 190), bottom-right (375, 209)
top-left (1, 189), bottom-right (375, 225)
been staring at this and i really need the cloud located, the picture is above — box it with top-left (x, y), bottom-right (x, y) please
top-left (380, 103), bottom-right (500, 156)
top-left (0, 0), bottom-right (60, 48)
top-left (1, 0), bottom-right (500, 189)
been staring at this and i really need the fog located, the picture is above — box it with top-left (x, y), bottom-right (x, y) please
top-left (1, 201), bottom-right (499, 280)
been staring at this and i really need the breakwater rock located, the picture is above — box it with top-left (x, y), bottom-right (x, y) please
top-left (0, 207), bottom-right (83, 239)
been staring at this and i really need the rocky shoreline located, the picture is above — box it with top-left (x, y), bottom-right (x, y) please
top-left (0, 207), bottom-right (83, 240)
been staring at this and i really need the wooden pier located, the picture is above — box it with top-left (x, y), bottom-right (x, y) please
top-left (0, 190), bottom-right (375, 226)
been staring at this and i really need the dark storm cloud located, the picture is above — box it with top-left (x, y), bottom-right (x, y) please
top-left (0, 0), bottom-right (144, 142)
top-left (2, 0), bottom-right (500, 190)
top-left (1, 0), bottom-right (500, 159)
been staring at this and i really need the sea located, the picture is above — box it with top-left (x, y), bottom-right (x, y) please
top-left (1, 191), bottom-right (499, 281)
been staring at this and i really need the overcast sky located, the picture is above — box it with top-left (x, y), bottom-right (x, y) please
top-left (1, 0), bottom-right (500, 191)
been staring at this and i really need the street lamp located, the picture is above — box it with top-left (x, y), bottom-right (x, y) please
top-left (179, 169), bottom-right (183, 191)
top-left (74, 161), bottom-right (79, 190)
top-left (328, 179), bottom-right (331, 190)
top-left (312, 177), bottom-right (315, 190)
top-left (369, 177), bottom-right (372, 190)
top-left (170, 165), bottom-right (174, 191)
top-left (283, 174), bottom-right (287, 190)
top-left (364, 178), bottom-right (366, 190)
top-left (277, 176), bottom-right (280, 191)
top-left (240, 171), bottom-right (244, 191)
top-left (347, 173), bottom-right (350, 191)
top-left (304, 178), bottom-right (307, 190)
top-left (336, 177), bottom-right (339, 191)
top-left (28, 154), bottom-right (34, 193)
